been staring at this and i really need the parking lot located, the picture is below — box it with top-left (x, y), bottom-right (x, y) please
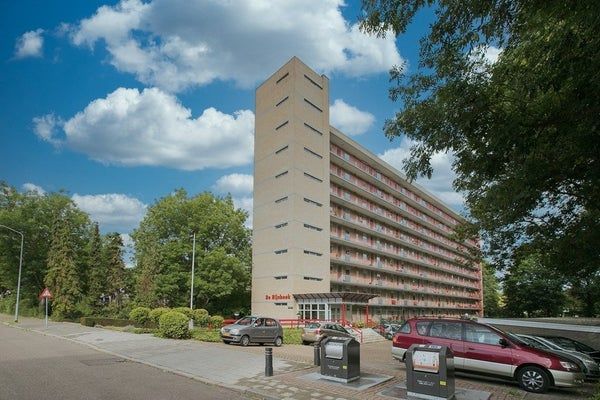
top-left (232, 339), bottom-right (597, 399)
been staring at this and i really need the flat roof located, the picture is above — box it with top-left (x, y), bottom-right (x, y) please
top-left (293, 292), bottom-right (378, 304)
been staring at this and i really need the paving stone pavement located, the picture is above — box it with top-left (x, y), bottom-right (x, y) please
top-left (2, 315), bottom-right (596, 400)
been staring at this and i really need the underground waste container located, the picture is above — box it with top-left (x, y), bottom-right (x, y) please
top-left (405, 344), bottom-right (455, 400)
top-left (319, 336), bottom-right (360, 383)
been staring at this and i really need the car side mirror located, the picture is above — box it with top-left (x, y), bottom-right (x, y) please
top-left (499, 338), bottom-right (509, 348)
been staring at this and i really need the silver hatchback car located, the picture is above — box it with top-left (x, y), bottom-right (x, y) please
top-left (220, 316), bottom-right (284, 346)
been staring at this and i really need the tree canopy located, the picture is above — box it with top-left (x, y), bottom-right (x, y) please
top-left (360, 1), bottom-right (599, 311)
top-left (132, 190), bottom-right (251, 313)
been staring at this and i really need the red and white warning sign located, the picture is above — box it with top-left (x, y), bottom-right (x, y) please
top-left (39, 287), bottom-right (53, 299)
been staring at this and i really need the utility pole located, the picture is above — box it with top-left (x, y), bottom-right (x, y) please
top-left (189, 233), bottom-right (196, 330)
top-left (0, 224), bottom-right (24, 322)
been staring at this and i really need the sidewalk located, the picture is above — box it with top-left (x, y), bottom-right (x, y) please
top-left (1, 315), bottom-right (595, 400)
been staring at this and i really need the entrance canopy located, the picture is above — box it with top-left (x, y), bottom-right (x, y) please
top-left (293, 292), bottom-right (376, 304)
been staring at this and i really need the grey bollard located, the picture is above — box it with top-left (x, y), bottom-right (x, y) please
top-left (265, 347), bottom-right (273, 376)
top-left (314, 342), bottom-right (321, 366)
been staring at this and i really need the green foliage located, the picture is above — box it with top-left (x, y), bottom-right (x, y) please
top-left (193, 311), bottom-right (210, 327)
top-left (131, 190), bottom-right (251, 309)
top-left (172, 307), bottom-right (193, 318)
top-left (149, 307), bottom-right (171, 323)
top-left (158, 311), bottom-right (190, 339)
top-left (129, 307), bottom-right (151, 325)
top-left (282, 328), bottom-right (302, 345)
top-left (86, 223), bottom-right (106, 310)
top-left (103, 233), bottom-right (127, 305)
top-left (503, 254), bottom-right (566, 317)
top-left (209, 315), bottom-right (224, 328)
top-left (45, 217), bottom-right (84, 319)
top-left (191, 328), bottom-right (221, 342)
top-left (482, 263), bottom-right (502, 317)
top-left (359, 1), bottom-right (600, 308)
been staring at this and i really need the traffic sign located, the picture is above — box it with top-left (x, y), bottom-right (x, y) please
top-left (39, 287), bottom-right (53, 299)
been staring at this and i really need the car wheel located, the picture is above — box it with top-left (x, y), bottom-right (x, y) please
top-left (222, 340), bottom-right (230, 345)
top-left (517, 366), bottom-right (550, 393)
top-left (274, 336), bottom-right (283, 347)
top-left (240, 335), bottom-right (250, 347)
top-left (302, 340), bottom-right (309, 345)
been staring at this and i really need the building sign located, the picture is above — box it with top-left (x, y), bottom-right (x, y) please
top-left (265, 293), bottom-right (291, 300)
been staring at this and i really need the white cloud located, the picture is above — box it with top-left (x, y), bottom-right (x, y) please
top-left (34, 87), bottom-right (254, 170)
top-left (213, 174), bottom-right (253, 196)
top-left (14, 29), bottom-right (44, 59)
top-left (482, 46), bottom-right (502, 64)
top-left (233, 196), bottom-right (253, 229)
top-left (22, 183), bottom-right (46, 195)
top-left (33, 114), bottom-right (63, 145)
top-left (330, 99), bottom-right (375, 136)
top-left (68, 0), bottom-right (403, 91)
top-left (72, 193), bottom-right (147, 232)
top-left (379, 141), bottom-right (465, 211)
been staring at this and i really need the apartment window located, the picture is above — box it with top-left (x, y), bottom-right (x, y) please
top-left (304, 172), bottom-right (323, 183)
top-left (275, 196), bottom-right (288, 203)
top-left (303, 276), bottom-right (323, 281)
top-left (276, 72), bottom-right (289, 84)
top-left (274, 275), bottom-right (288, 280)
top-left (303, 223), bottom-right (323, 232)
top-left (304, 122), bottom-right (323, 136)
top-left (275, 145), bottom-right (289, 154)
top-left (303, 147), bottom-right (322, 159)
top-left (275, 170), bottom-right (288, 179)
top-left (304, 250), bottom-right (322, 257)
top-left (275, 222), bottom-right (288, 229)
top-left (303, 197), bottom-right (322, 207)
top-left (275, 120), bottom-right (289, 130)
top-left (304, 98), bottom-right (323, 112)
top-left (275, 96), bottom-right (289, 107)
top-left (304, 74), bottom-right (323, 89)
top-left (274, 249), bottom-right (288, 255)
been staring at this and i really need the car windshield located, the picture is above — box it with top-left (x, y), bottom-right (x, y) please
top-left (515, 335), bottom-right (546, 349)
top-left (235, 317), bottom-right (255, 326)
top-left (306, 322), bottom-right (320, 329)
top-left (505, 332), bottom-right (527, 346)
top-left (545, 337), bottom-right (596, 352)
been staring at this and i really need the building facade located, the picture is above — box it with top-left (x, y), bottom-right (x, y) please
top-left (252, 57), bottom-right (482, 323)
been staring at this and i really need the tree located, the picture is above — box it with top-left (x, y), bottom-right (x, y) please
top-left (0, 182), bottom-right (92, 313)
top-left (482, 262), bottom-right (502, 317)
top-left (103, 233), bottom-right (127, 306)
top-left (132, 190), bottom-right (251, 309)
top-left (359, 2), bottom-right (599, 292)
top-left (503, 253), bottom-right (566, 318)
top-left (45, 216), bottom-right (83, 318)
top-left (86, 222), bottom-right (106, 309)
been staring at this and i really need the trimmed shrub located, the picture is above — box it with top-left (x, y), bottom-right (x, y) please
top-left (192, 308), bottom-right (209, 324)
top-left (149, 307), bottom-right (171, 323)
top-left (172, 307), bottom-right (193, 318)
top-left (80, 316), bottom-right (157, 329)
top-left (129, 307), bottom-right (151, 325)
top-left (353, 321), bottom-right (365, 328)
top-left (209, 315), bottom-right (224, 328)
top-left (158, 311), bottom-right (190, 339)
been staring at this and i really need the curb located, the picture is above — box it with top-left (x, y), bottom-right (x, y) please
top-left (2, 321), bottom-right (279, 400)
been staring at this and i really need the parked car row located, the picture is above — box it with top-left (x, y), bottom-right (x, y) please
top-left (390, 317), bottom-right (598, 393)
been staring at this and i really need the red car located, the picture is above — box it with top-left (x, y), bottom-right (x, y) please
top-left (391, 318), bottom-right (585, 393)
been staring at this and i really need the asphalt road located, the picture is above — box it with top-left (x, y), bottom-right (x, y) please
top-left (0, 324), bottom-right (253, 400)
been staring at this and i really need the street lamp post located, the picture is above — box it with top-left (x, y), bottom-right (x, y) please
top-left (0, 224), bottom-right (24, 322)
top-left (189, 232), bottom-right (196, 330)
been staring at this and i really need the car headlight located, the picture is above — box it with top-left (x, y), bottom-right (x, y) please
top-left (229, 328), bottom-right (239, 335)
top-left (559, 361), bottom-right (579, 372)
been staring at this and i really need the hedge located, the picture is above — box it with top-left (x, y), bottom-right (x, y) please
top-left (80, 316), bottom-right (157, 329)
top-left (158, 311), bottom-right (190, 339)
top-left (172, 307), bottom-right (193, 319)
top-left (129, 307), bottom-right (151, 325)
top-left (149, 307), bottom-right (171, 323)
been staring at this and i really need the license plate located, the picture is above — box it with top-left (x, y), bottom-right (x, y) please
top-left (222, 333), bottom-right (231, 337)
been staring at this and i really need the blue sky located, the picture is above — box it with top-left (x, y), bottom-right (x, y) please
top-left (1, 0), bottom-right (464, 241)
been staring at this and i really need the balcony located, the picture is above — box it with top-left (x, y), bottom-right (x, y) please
top-left (330, 184), bottom-right (471, 259)
top-left (330, 271), bottom-right (480, 301)
top-left (330, 253), bottom-right (479, 290)
top-left (330, 232), bottom-right (479, 280)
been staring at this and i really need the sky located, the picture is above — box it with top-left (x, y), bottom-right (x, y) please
top-left (1, 0), bottom-right (466, 244)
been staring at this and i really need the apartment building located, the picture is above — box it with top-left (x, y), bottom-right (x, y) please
top-left (252, 57), bottom-right (482, 323)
